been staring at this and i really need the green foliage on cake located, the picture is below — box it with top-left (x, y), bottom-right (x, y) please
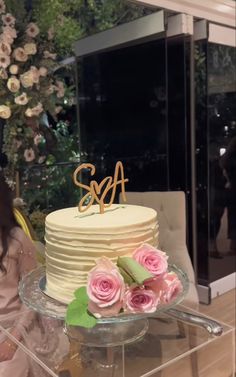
top-left (66, 287), bottom-right (97, 328)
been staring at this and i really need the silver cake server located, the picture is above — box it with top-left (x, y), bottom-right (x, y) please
top-left (164, 308), bottom-right (223, 336)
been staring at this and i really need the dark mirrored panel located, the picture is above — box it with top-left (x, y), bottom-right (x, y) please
top-left (195, 41), bottom-right (209, 284)
top-left (196, 41), bottom-right (236, 283)
top-left (78, 36), bottom-right (192, 193)
top-left (208, 43), bottom-right (236, 281)
top-left (78, 38), bottom-right (168, 192)
top-left (78, 34), bottom-right (193, 258)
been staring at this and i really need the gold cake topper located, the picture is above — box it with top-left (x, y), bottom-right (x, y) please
top-left (73, 161), bottom-right (129, 214)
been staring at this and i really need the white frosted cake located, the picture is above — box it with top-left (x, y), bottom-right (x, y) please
top-left (45, 204), bottom-right (159, 303)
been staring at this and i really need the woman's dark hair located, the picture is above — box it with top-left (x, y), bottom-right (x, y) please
top-left (0, 173), bottom-right (19, 272)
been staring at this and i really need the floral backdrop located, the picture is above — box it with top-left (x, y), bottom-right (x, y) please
top-left (0, 0), bottom-right (80, 179)
top-left (0, 0), bottom-right (151, 240)
top-left (0, 0), bottom-right (150, 178)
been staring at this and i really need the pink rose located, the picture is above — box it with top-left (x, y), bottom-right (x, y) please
top-left (133, 244), bottom-right (168, 277)
top-left (124, 287), bottom-right (160, 313)
top-left (88, 300), bottom-right (123, 319)
top-left (144, 274), bottom-right (165, 295)
top-left (87, 257), bottom-right (125, 318)
top-left (160, 272), bottom-right (183, 304)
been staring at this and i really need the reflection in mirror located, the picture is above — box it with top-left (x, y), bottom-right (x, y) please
top-left (196, 41), bottom-right (236, 283)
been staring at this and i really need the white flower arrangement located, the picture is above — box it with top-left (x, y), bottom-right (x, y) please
top-left (0, 0), bottom-right (67, 174)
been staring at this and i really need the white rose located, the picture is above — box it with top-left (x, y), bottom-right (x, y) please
top-left (34, 134), bottom-right (43, 145)
top-left (9, 64), bottom-right (19, 74)
top-left (2, 13), bottom-right (16, 27)
top-left (0, 105), bottom-right (11, 119)
top-left (1, 26), bottom-right (17, 45)
top-left (43, 50), bottom-right (57, 60)
top-left (0, 0), bottom-right (6, 14)
top-left (39, 67), bottom-right (47, 77)
top-left (20, 70), bottom-right (34, 88)
top-left (13, 47), bottom-right (28, 62)
top-left (7, 76), bottom-right (20, 93)
top-left (24, 43), bottom-right (37, 55)
top-left (0, 67), bottom-right (8, 79)
top-left (0, 54), bottom-right (10, 68)
top-left (15, 92), bottom-right (29, 105)
top-left (25, 102), bottom-right (43, 117)
top-left (0, 33), bottom-right (13, 45)
top-left (30, 66), bottom-right (39, 83)
top-left (24, 148), bottom-right (35, 162)
top-left (25, 108), bottom-right (34, 117)
top-left (0, 41), bottom-right (11, 55)
top-left (26, 23), bottom-right (39, 38)
top-left (2, 26), bottom-right (17, 39)
top-left (31, 102), bottom-right (43, 116)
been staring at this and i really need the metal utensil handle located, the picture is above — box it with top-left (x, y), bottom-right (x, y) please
top-left (166, 308), bottom-right (223, 336)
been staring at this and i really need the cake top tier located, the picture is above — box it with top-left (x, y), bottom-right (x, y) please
top-left (46, 204), bottom-right (157, 232)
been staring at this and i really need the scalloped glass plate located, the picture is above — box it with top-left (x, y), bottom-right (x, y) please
top-left (19, 265), bottom-right (189, 322)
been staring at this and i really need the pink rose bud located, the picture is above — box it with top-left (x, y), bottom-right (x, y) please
top-left (124, 287), bottom-right (160, 313)
top-left (87, 257), bottom-right (125, 318)
top-left (160, 272), bottom-right (183, 304)
top-left (133, 243), bottom-right (168, 277)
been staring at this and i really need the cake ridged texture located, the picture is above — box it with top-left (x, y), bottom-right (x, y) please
top-left (45, 204), bottom-right (159, 303)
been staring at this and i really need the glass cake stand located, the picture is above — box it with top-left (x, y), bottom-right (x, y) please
top-left (19, 267), bottom-right (224, 376)
top-left (19, 265), bottom-right (189, 347)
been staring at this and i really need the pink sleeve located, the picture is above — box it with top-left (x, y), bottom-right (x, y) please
top-left (17, 231), bottom-right (38, 277)
top-left (14, 230), bottom-right (38, 333)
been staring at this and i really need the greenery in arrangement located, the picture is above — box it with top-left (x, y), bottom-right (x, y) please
top-left (32, 0), bottom-right (153, 56)
top-left (21, 162), bottom-right (82, 212)
top-left (29, 209), bottom-right (47, 242)
top-left (21, 162), bottom-right (82, 241)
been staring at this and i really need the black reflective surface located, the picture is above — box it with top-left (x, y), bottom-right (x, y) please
top-left (79, 37), bottom-right (168, 191)
top-left (196, 42), bottom-right (236, 283)
top-left (78, 35), bottom-right (193, 259)
top-left (78, 33), bottom-right (236, 286)
top-left (78, 37), bottom-right (192, 190)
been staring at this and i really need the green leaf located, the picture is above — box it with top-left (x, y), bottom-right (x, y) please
top-left (117, 257), bottom-right (153, 285)
top-left (74, 286), bottom-right (89, 305)
top-left (66, 299), bottom-right (97, 328)
top-left (118, 266), bottom-right (135, 285)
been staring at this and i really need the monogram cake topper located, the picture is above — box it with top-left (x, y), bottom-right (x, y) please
top-left (73, 161), bottom-right (129, 214)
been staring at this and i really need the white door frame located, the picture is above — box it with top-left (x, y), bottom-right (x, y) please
top-left (130, 0), bottom-right (236, 28)
top-left (74, 10), bottom-right (165, 57)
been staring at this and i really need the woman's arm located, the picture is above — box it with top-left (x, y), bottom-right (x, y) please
top-left (12, 229), bottom-right (38, 336)
top-left (0, 229), bottom-right (38, 360)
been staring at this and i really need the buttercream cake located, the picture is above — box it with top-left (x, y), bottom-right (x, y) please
top-left (45, 204), bottom-right (159, 303)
